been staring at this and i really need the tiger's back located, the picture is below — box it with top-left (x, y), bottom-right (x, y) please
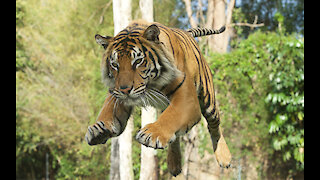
top-left (122, 20), bottom-right (219, 114)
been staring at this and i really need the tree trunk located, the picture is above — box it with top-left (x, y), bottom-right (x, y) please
top-left (182, 125), bottom-right (201, 180)
top-left (139, 0), bottom-right (154, 22)
top-left (110, 0), bottom-right (133, 180)
top-left (139, 1), bottom-right (158, 180)
top-left (113, 0), bottom-right (132, 34)
top-left (140, 108), bottom-right (158, 180)
top-left (208, 0), bottom-right (226, 53)
top-left (119, 116), bottom-right (134, 180)
top-left (183, 0), bottom-right (198, 28)
top-left (110, 138), bottom-right (120, 180)
top-left (207, 0), bottom-right (235, 53)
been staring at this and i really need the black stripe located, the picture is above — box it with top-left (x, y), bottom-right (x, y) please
top-left (139, 74), bottom-right (149, 80)
top-left (141, 67), bottom-right (151, 74)
top-left (129, 34), bottom-right (140, 37)
top-left (158, 26), bottom-right (175, 56)
top-left (114, 115), bottom-right (123, 132)
top-left (203, 92), bottom-right (211, 110)
top-left (172, 29), bottom-right (203, 86)
top-left (96, 122), bottom-right (103, 129)
top-left (141, 44), bottom-right (148, 56)
top-left (203, 108), bottom-right (216, 119)
top-left (166, 74), bottom-right (186, 97)
top-left (114, 34), bottom-right (127, 41)
top-left (134, 88), bottom-right (145, 94)
top-left (202, 29), bottom-right (206, 36)
top-left (185, 32), bottom-right (210, 92)
top-left (135, 83), bottom-right (146, 91)
top-left (118, 37), bottom-right (137, 45)
top-left (130, 31), bottom-right (141, 34)
top-left (148, 51), bottom-right (159, 77)
top-left (149, 48), bottom-right (161, 77)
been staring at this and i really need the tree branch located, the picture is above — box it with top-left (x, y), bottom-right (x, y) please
top-left (229, 15), bottom-right (264, 30)
top-left (99, 1), bottom-right (113, 24)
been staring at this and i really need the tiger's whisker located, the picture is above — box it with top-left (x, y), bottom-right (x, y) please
top-left (106, 94), bottom-right (116, 108)
top-left (113, 98), bottom-right (119, 116)
top-left (143, 93), bottom-right (152, 107)
top-left (148, 91), bottom-right (167, 107)
top-left (140, 95), bottom-right (148, 107)
top-left (147, 89), bottom-right (169, 108)
top-left (149, 89), bottom-right (170, 105)
top-left (145, 91), bottom-right (160, 107)
top-left (149, 89), bottom-right (169, 101)
top-left (145, 91), bottom-right (158, 107)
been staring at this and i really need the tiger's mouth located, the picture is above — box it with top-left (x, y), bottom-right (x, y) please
top-left (109, 87), bottom-right (170, 109)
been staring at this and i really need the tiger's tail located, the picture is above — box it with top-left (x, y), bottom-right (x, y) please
top-left (187, 26), bottom-right (226, 38)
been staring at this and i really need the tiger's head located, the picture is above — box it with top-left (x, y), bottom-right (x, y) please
top-left (95, 24), bottom-right (180, 108)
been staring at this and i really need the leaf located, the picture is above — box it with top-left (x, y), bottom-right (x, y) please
top-left (269, 121), bottom-right (279, 133)
top-left (283, 151), bottom-right (291, 161)
top-left (297, 112), bottom-right (304, 121)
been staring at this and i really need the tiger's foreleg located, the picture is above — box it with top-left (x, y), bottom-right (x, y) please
top-left (136, 77), bottom-right (202, 149)
top-left (85, 94), bottom-right (132, 145)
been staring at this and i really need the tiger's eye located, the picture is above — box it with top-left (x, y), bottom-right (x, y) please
top-left (111, 62), bottom-right (118, 69)
top-left (135, 58), bottom-right (143, 64)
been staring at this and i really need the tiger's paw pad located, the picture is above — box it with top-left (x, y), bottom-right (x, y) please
top-left (135, 124), bottom-right (176, 149)
top-left (220, 163), bottom-right (231, 169)
top-left (85, 121), bottom-right (113, 146)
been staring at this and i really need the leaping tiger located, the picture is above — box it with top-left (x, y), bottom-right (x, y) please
top-left (85, 20), bottom-right (231, 176)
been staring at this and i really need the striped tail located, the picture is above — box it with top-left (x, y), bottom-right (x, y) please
top-left (187, 26), bottom-right (226, 37)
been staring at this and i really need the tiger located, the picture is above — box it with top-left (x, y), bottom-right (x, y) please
top-left (85, 20), bottom-right (232, 176)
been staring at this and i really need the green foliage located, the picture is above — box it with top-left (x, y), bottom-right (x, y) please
top-left (207, 30), bottom-right (304, 178)
top-left (265, 34), bottom-right (304, 172)
top-left (16, 0), bottom-right (33, 71)
top-left (16, 0), bottom-right (114, 179)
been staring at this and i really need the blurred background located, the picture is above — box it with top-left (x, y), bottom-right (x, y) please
top-left (16, 0), bottom-right (304, 179)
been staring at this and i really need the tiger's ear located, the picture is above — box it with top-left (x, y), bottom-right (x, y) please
top-left (95, 34), bottom-right (112, 49)
top-left (143, 24), bottom-right (160, 43)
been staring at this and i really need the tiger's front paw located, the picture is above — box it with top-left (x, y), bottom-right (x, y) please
top-left (136, 123), bottom-right (176, 149)
top-left (85, 121), bottom-right (119, 146)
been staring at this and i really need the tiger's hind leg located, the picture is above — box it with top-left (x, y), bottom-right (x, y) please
top-left (167, 137), bottom-right (182, 177)
top-left (201, 96), bottom-right (232, 168)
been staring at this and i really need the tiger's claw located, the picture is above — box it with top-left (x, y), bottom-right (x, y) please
top-left (135, 123), bottom-right (176, 149)
top-left (85, 121), bottom-right (112, 145)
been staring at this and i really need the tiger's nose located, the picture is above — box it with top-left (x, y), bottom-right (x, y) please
top-left (119, 85), bottom-right (132, 94)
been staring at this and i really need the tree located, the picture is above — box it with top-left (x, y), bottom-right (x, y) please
top-left (111, 0), bottom-right (134, 179)
top-left (183, 0), bottom-right (233, 53)
top-left (209, 0), bottom-right (235, 53)
top-left (138, 0), bottom-right (159, 179)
